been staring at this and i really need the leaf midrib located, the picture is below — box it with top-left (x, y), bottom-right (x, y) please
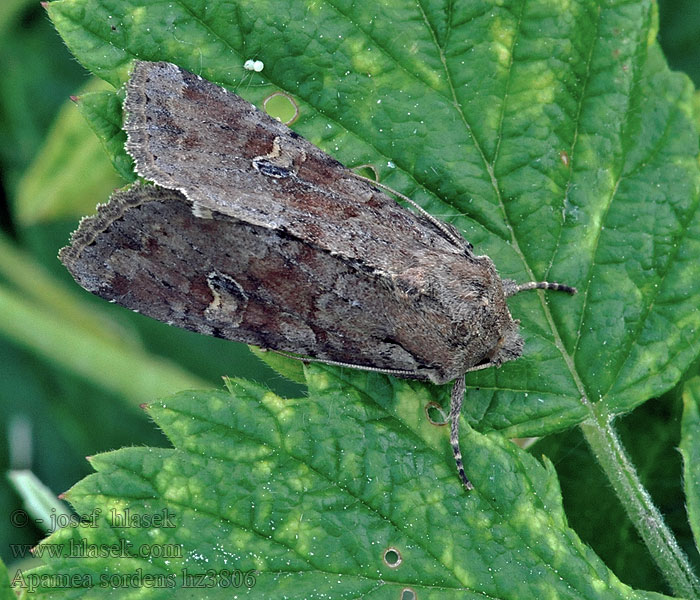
top-left (416, 0), bottom-right (593, 416)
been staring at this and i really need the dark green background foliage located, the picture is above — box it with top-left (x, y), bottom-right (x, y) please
top-left (1, 0), bottom-right (699, 597)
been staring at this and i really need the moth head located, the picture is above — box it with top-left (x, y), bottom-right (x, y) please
top-left (487, 320), bottom-right (524, 366)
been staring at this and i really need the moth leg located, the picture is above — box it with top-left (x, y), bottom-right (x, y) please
top-left (266, 349), bottom-right (418, 378)
top-left (271, 348), bottom-right (480, 490)
top-left (449, 376), bottom-right (473, 491)
top-left (503, 280), bottom-right (577, 297)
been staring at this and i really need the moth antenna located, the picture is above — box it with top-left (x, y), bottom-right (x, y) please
top-left (351, 173), bottom-right (466, 249)
top-left (503, 280), bottom-right (577, 297)
top-left (449, 376), bottom-right (473, 491)
top-left (268, 349), bottom-right (417, 378)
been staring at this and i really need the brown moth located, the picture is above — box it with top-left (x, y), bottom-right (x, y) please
top-left (60, 61), bottom-right (575, 490)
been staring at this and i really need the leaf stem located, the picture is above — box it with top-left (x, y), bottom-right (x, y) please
top-left (580, 414), bottom-right (700, 598)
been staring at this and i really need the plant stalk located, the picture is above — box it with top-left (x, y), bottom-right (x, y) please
top-left (580, 414), bottom-right (700, 599)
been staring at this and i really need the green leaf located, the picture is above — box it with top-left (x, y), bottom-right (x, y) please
top-left (73, 89), bottom-right (135, 182)
top-left (249, 347), bottom-right (308, 386)
top-left (14, 78), bottom-right (124, 225)
top-left (47, 0), bottom-right (700, 439)
top-left (7, 471), bottom-right (73, 534)
top-left (21, 368), bottom-right (672, 599)
top-left (0, 556), bottom-right (17, 600)
top-left (682, 376), bottom-right (700, 553)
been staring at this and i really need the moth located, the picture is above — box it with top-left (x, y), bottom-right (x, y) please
top-left (60, 61), bottom-right (575, 490)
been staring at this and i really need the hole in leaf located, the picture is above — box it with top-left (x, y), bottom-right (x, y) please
top-left (352, 164), bottom-right (379, 181)
top-left (425, 402), bottom-right (447, 426)
top-left (383, 547), bottom-right (402, 568)
top-left (559, 150), bottom-right (570, 167)
top-left (401, 588), bottom-right (416, 600)
top-left (263, 92), bottom-right (299, 125)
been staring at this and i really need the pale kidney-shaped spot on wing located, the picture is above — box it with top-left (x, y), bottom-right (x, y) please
top-left (204, 271), bottom-right (248, 326)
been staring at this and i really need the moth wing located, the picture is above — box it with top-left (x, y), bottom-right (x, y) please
top-left (124, 61), bottom-right (467, 275)
top-left (59, 184), bottom-right (469, 379)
